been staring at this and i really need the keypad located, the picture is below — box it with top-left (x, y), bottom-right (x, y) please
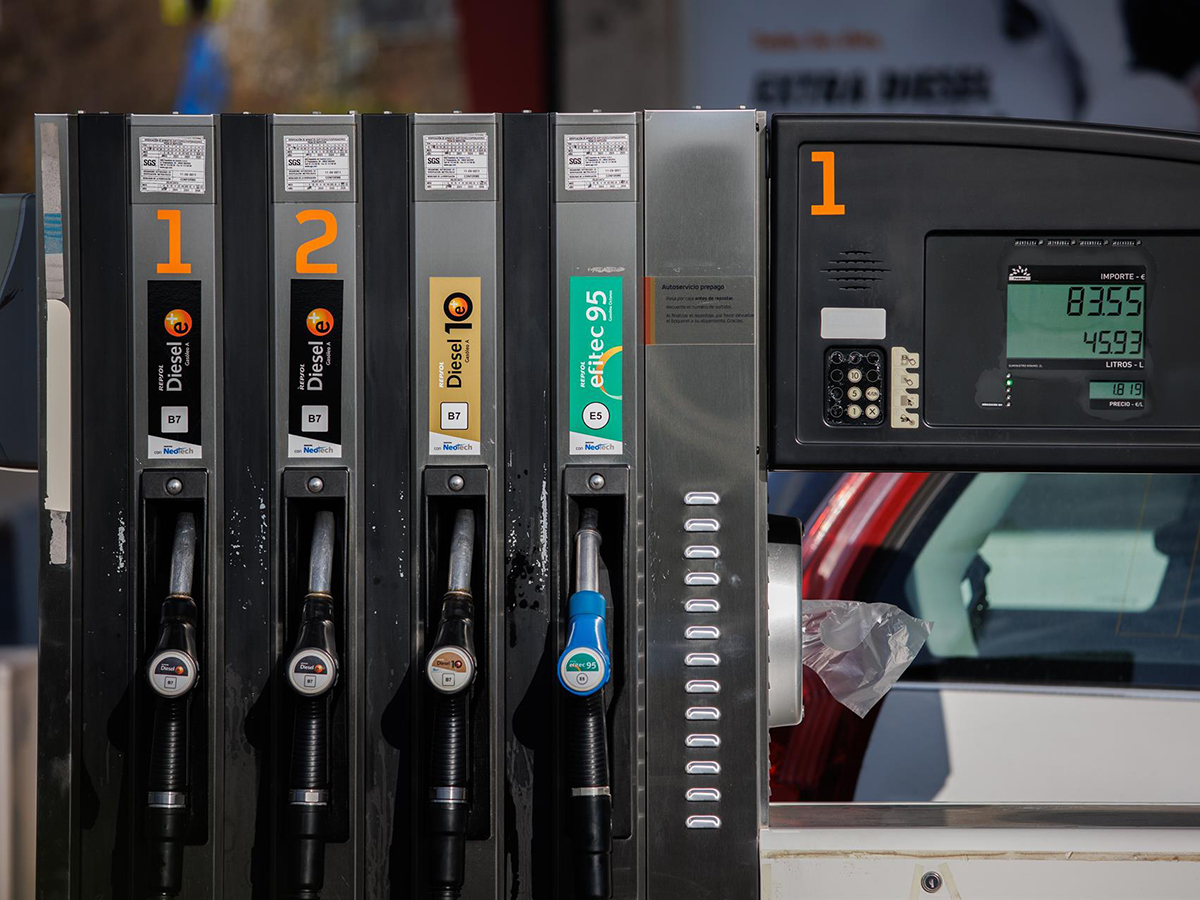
top-left (826, 347), bottom-right (885, 426)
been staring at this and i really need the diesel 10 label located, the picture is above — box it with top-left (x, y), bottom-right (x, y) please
top-left (429, 277), bottom-right (482, 455)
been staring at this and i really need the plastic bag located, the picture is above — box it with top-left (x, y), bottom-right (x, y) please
top-left (802, 600), bottom-right (933, 718)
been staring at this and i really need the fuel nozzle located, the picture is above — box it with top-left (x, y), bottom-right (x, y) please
top-left (557, 508), bottom-right (613, 899)
top-left (146, 511), bottom-right (200, 897)
top-left (425, 508), bottom-right (477, 900)
top-left (285, 511), bottom-right (339, 899)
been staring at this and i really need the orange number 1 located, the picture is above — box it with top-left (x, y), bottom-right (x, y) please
top-left (810, 151), bottom-right (846, 216)
top-left (156, 209), bottom-right (192, 273)
top-left (295, 209), bottom-right (338, 274)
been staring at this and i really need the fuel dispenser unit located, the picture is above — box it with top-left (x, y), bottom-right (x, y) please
top-left (270, 113), bottom-right (362, 898)
top-left (36, 108), bottom-right (1200, 900)
top-left (411, 113), bottom-right (506, 899)
top-left (550, 111), bottom-right (644, 900)
top-left (35, 113), bottom-right (227, 898)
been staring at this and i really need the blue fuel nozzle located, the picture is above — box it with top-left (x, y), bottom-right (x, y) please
top-left (557, 589), bottom-right (610, 696)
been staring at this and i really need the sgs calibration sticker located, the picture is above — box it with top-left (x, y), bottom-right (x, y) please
top-left (429, 277), bottom-right (481, 455)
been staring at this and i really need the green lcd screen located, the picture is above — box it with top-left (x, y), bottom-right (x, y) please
top-left (1006, 266), bottom-right (1145, 362)
top-left (1090, 381), bottom-right (1144, 400)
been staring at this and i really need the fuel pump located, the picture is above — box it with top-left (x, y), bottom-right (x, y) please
top-left (411, 112), bottom-right (505, 897)
top-left (557, 508), bottom-right (613, 899)
top-left (145, 510), bottom-right (200, 896)
top-left (269, 113), bottom-right (362, 896)
top-left (284, 510), bottom-right (340, 897)
top-left (424, 508), bottom-right (478, 899)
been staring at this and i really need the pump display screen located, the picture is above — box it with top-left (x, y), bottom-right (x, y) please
top-left (1006, 266), bottom-right (1145, 366)
top-left (1090, 380), bottom-right (1146, 409)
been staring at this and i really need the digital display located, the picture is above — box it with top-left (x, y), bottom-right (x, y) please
top-left (1090, 381), bottom-right (1144, 400)
top-left (1007, 265), bottom-right (1145, 366)
top-left (1090, 380), bottom-right (1145, 409)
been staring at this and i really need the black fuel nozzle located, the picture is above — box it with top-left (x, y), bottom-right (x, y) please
top-left (146, 511), bottom-right (200, 897)
top-left (285, 511), bottom-right (339, 899)
top-left (557, 508), bottom-right (612, 899)
top-left (425, 508), bottom-right (478, 900)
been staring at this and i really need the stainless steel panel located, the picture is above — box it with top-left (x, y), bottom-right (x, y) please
top-left (270, 113), bottom-right (364, 898)
top-left (412, 113), bottom-right (504, 897)
top-left (553, 111), bottom-right (646, 898)
top-left (130, 113), bottom-right (225, 897)
top-left (271, 116), bottom-right (360, 465)
top-left (643, 108), bottom-right (766, 899)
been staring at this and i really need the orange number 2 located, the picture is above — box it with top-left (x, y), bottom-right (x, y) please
top-left (295, 209), bottom-right (338, 274)
top-left (809, 151), bottom-right (846, 217)
top-left (156, 209), bottom-right (192, 273)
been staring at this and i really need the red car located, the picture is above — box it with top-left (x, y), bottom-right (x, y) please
top-left (771, 471), bottom-right (1200, 804)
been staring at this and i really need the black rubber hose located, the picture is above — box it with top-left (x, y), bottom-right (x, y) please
top-left (428, 692), bottom-right (469, 899)
top-left (147, 696), bottom-right (189, 897)
top-left (289, 695), bottom-right (329, 790)
top-left (429, 693), bottom-right (468, 786)
top-left (287, 694), bottom-right (330, 898)
top-left (567, 692), bottom-right (612, 899)
top-left (567, 692), bottom-right (608, 786)
top-left (149, 696), bottom-right (188, 793)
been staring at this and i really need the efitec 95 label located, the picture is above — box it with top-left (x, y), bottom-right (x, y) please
top-left (569, 276), bottom-right (623, 455)
top-left (429, 277), bottom-right (482, 455)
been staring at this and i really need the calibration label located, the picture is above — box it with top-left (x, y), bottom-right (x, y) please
top-left (139, 136), bottom-right (206, 194)
top-left (569, 276), bottom-right (623, 454)
top-left (429, 277), bottom-right (482, 455)
top-left (147, 281), bottom-right (203, 459)
top-left (283, 135), bottom-right (351, 192)
top-left (423, 133), bottom-right (489, 191)
top-left (287, 280), bottom-right (343, 457)
top-left (565, 134), bottom-right (631, 191)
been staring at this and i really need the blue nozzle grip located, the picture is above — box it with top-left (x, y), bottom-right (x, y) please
top-left (557, 590), bottom-right (611, 696)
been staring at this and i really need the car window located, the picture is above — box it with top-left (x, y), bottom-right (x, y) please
top-left (897, 472), bottom-right (1200, 688)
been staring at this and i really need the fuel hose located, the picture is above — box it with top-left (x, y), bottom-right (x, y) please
top-left (285, 511), bottom-right (339, 899)
top-left (424, 508), bottom-right (478, 900)
top-left (557, 508), bottom-right (613, 899)
top-left (146, 511), bottom-right (200, 898)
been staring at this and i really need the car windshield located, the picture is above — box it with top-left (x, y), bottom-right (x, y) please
top-left (900, 472), bottom-right (1200, 687)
